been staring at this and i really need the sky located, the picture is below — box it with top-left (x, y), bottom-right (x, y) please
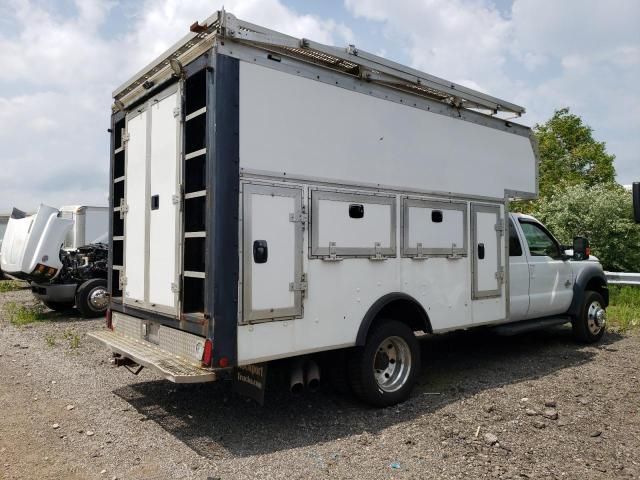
top-left (0, 0), bottom-right (638, 211)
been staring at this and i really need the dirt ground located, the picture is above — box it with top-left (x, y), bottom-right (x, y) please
top-left (0, 287), bottom-right (639, 480)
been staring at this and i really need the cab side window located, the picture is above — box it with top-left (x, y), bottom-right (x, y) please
top-left (509, 219), bottom-right (523, 257)
top-left (519, 221), bottom-right (560, 258)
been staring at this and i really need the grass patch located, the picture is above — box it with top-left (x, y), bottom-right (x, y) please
top-left (63, 328), bottom-right (80, 349)
top-left (0, 280), bottom-right (24, 293)
top-left (44, 333), bottom-right (56, 347)
top-left (607, 285), bottom-right (640, 332)
top-left (4, 302), bottom-right (47, 326)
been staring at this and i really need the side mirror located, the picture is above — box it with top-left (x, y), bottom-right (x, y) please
top-left (573, 236), bottom-right (590, 261)
top-left (633, 182), bottom-right (640, 223)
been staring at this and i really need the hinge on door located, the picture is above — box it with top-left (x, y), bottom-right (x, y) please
top-left (289, 207), bottom-right (308, 230)
top-left (289, 273), bottom-right (308, 294)
top-left (323, 242), bottom-right (343, 262)
top-left (173, 106), bottom-right (182, 118)
top-left (119, 275), bottom-right (127, 289)
top-left (447, 242), bottom-right (463, 260)
top-left (370, 242), bottom-right (387, 261)
top-left (414, 242), bottom-right (428, 260)
top-left (495, 219), bottom-right (505, 235)
top-left (119, 198), bottom-right (129, 220)
top-left (122, 132), bottom-right (130, 144)
top-left (171, 282), bottom-right (180, 294)
top-left (495, 266), bottom-right (505, 284)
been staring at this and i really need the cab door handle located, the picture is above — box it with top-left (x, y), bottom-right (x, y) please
top-left (477, 243), bottom-right (485, 260)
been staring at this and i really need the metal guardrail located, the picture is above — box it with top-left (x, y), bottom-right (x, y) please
top-left (605, 272), bottom-right (640, 286)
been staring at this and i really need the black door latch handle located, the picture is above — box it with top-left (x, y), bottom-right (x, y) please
top-left (253, 240), bottom-right (268, 263)
top-left (478, 243), bottom-right (485, 260)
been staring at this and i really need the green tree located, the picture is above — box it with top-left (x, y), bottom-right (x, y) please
top-left (536, 107), bottom-right (616, 198)
top-left (533, 184), bottom-right (640, 272)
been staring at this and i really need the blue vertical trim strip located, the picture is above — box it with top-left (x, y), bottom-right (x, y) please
top-left (209, 54), bottom-right (240, 366)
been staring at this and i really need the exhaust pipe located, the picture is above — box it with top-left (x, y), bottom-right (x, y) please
top-left (290, 358), bottom-right (304, 394)
top-left (305, 360), bottom-right (321, 392)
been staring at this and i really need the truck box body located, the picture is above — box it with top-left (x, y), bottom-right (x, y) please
top-left (97, 11), bottom-right (539, 380)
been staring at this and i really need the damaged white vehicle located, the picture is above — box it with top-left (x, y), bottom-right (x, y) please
top-left (0, 204), bottom-right (109, 317)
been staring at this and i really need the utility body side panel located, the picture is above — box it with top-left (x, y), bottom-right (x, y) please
top-left (238, 61), bottom-right (536, 199)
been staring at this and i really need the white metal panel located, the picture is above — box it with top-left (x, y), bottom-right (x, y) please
top-left (148, 92), bottom-right (180, 309)
top-left (251, 196), bottom-right (295, 310)
top-left (406, 206), bottom-right (465, 252)
top-left (476, 211), bottom-right (500, 293)
top-left (124, 111), bottom-right (148, 302)
top-left (239, 62), bottom-right (536, 199)
top-left (317, 201), bottom-right (391, 248)
top-left (243, 184), bottom-right (303, 322)
top-left (83, 207), bottom-right (109, 245)
top-left (471, 203), bottom-right (506, 325)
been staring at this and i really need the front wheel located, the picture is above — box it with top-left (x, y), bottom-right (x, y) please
top-left (76, 278), bottom-right (108, 318)
top-left (572, 290), bottom-right (606, 343)
top-left (348, 320), bottom-right (420, 407)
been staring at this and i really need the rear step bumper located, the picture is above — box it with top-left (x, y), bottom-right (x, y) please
top-left (88, 330), bottom-right (216, 384)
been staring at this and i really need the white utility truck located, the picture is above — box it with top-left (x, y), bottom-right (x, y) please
top-left (90, 10), bottom-right (609, 406)
top-left (1, 205), bottom-right (109, 317)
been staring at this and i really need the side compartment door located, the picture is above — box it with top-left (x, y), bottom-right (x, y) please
top-left (471, 203), bottom-right (506, 323)
top-left (242, 184), bottom-right (304, 322)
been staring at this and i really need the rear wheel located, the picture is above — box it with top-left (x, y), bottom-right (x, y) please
top-left (76, 279), bottom-right (108, 318)
top-left (43, 300), bottom-right (75, 312)
top-left (572, 290), bottom-right (606, 343)
top-left (348, 320), bottom-right (420, 407)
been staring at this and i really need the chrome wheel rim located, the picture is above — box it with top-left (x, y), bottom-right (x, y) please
top-left (587, 300), bottom-right (606, 335)
top-left (88, 286), bottom-right (108, 311)
top-left (373, 336), bottom-right (412, 393)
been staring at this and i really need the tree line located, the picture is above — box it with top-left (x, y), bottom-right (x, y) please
top-left (512, 108), bottom-right (640, 272)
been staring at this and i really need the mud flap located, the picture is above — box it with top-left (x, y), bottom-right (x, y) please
top-left (232, 363), bottom-right (268, 405)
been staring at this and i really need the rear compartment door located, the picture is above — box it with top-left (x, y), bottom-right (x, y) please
top-left (123, 85), bottom-right (182, 315)
top-left (242, 184), bottom-right (304, 322)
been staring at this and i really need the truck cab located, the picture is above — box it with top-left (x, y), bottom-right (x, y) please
top-left (508, 212), bottom-right (608, 342)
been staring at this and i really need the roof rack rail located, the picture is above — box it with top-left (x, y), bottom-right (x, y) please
top-left (113, 9), bottom-right (525, 116)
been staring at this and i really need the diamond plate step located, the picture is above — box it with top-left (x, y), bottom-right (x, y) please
top-left (88, 330), bottom-right (216, 384)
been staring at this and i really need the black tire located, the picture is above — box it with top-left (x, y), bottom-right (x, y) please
top-left (43, 300), bottom-right (75, 312)
top-left (76, 278), bottom-right (108, 318)
top-left (348, 320), bottom-right (420, 407)
top-left (572, 290), bottom-right (606, 343)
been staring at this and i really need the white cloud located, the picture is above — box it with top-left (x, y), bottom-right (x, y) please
top-left (0, 0), bottom-right (352, 212)
top-left (344, 0), bottom-right (640, 184)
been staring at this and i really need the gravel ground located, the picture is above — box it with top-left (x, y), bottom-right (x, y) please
top-left (1, 286), bottom-right (639, 480)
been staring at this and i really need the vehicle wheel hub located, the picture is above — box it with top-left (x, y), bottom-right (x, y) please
top-left (587, 301), bottom-right (606, 333)
top-left (373, 336), bottom-right (412, 393)
top-left (89, 287), bottom-right (109, 311)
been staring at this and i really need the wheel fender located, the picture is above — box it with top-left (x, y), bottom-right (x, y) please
top-left (567, 265), bottom-right (609, 317)
top-left (355, 293), bottom-right (430, 346)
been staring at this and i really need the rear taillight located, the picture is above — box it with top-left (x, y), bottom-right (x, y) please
top-left (202, 339), bottom-right (213, 367)
top-left (105, 308), bottom-right (113, 330)
top-left (586, 247), bottom-right (591, 256)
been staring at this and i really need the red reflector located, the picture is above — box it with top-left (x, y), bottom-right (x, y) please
top-left (202, 339), bottom-right (213, 367)
top-left (219, 356), bottom-right (229, 368)
top-left (586, 247), bottom-right (591, 256)
top-left (105, 308), bottom-right (113, 329)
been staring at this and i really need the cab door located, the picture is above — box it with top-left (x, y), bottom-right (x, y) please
top-left (518, 219), bottom-right (573, 318)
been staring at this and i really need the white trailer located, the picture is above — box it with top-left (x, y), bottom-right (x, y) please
top-left (90, 11), bottom-right (609, 406)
